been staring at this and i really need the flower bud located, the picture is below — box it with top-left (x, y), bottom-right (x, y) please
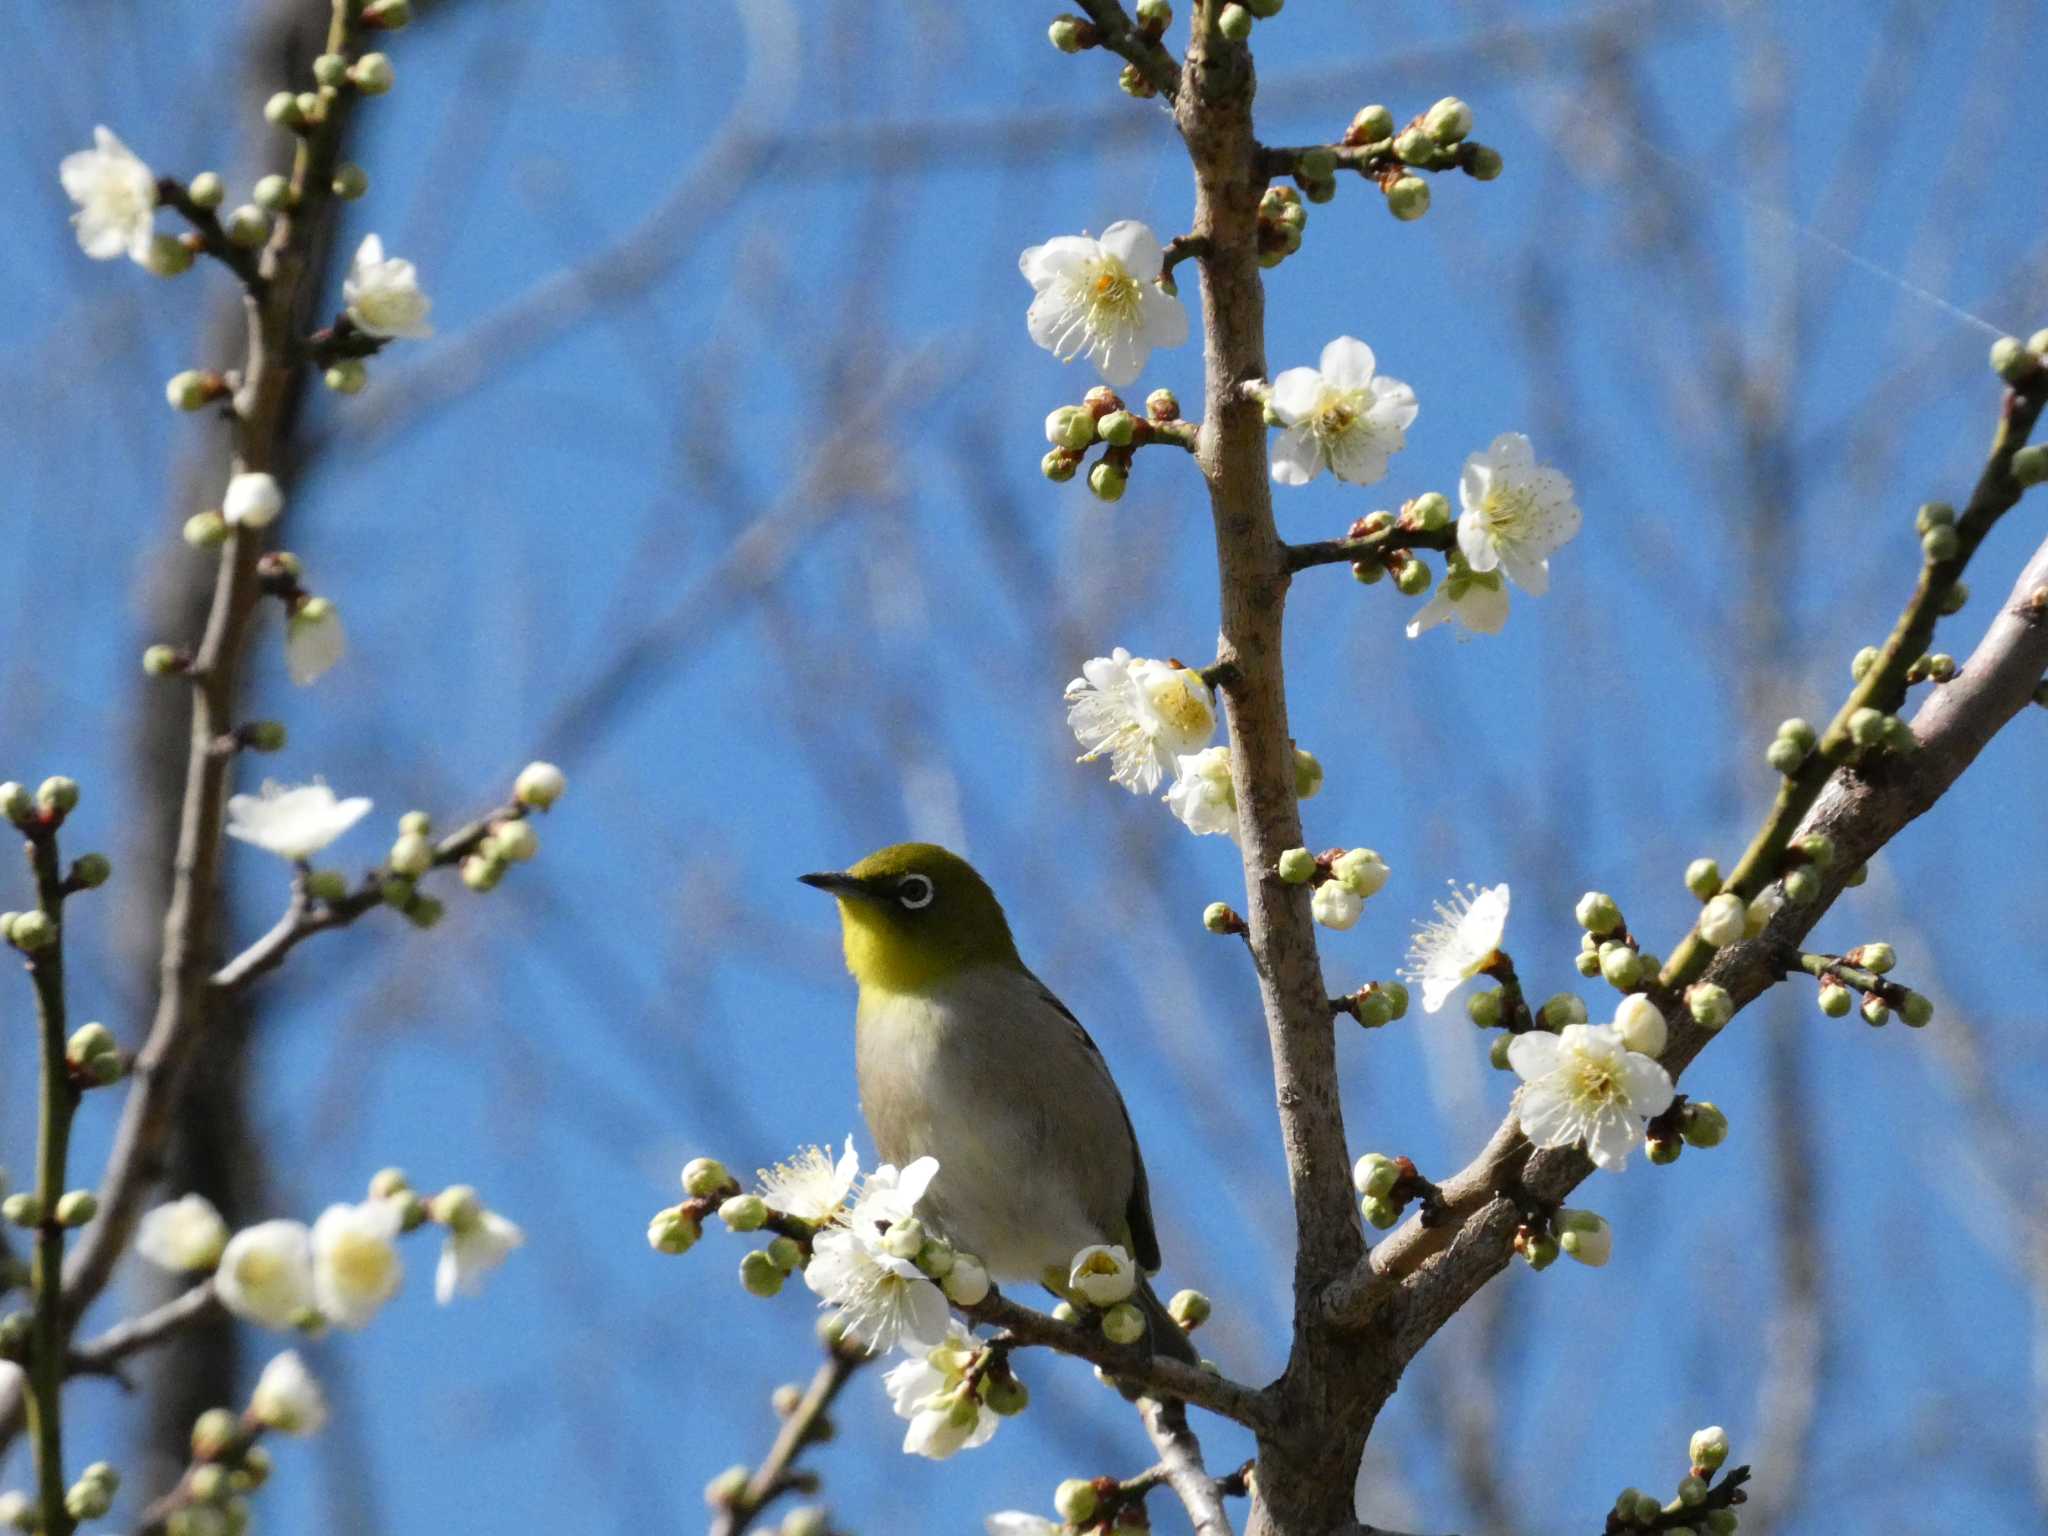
top-left (1683, 857), bottom-right (1721, 901)
top-left (350, 52), bottom-right (396, 93)
top-left (1850, 644), bottom-right (1880, 681)
top-left (252, 173), bottom-right (293, 211)
top-left (1555, 1209), bottom-right (1611, 1267)
top-left (1613, 993), bottom-right (1666, 1057)
top-left (981, 1370), bottom-right (1028, 1416)
top-left (1817, 982), bottom-right (1852, 1017)
top-left (264, 91), bottom-right (305, 129)
top-left (1861, 995), bottom-right (1891, 1027)
top-left (1922, 524), bottom-right (1960, 562)
top-left (1687, 982), bottom-right (1733, 1029)
top-left (1330, 848), bottom-right (1389, 899)
top-left (1360, 1195), bottom-right (1398, 1229)
top-left (1393, 558), bottom-right (1432, 596)
top-left (1539, 992), bottom-right (1587, 1030)
top-left (1385, 175), bottom-right (1430, 221)
top-left (515, 761), bottom-right (566, 810)
top-left (386, 832), bottom-right (433, 879)
top-left (1393, 127), bottom-right (1436, 165)
top-left (740, 1250), bottom-right (785, 1297)
top-left (1764, 735), bottom-right (1806, 775)
top-left (190, 1407), bottom-right (241, 1462)
top-left (1353, 1152), bottom-right (1399, 1200)
top-left (9, 911), bottom-right (56, 952)
top-left (782, 1507), bottom-right (830, 1536)
top-left (2015, 445), bottom-right (2048, 488)
top-left (1424, 97), bottom-right (1472, 143)
top-left (1276, 847), bottom-right (1316, 884)
top-left (1465, 988), bottom-right (1502, 1029)
top-left (1216, 3), bottom-right (1252, 39)
top-left (1293, 747), bottom-right (1323, 800)
top-left (719, 1194), bottom-right (769, 1232)
top-left (1940, 580), bottom-right (1969, 614)
top-left (1041, 449), bottom-right (1080, 483)
top-left (325, 359), bottom-right (368, 395)
top-left (1599, 944), bottom-right (1644, 989)
top-left (66, 1479), bottom-right (113, 1522)
top-left (1350, 104), bottom-right (1395, 143)
top-left (2, 1194), bottom-right (41, 1227)
top-left (1488, 1033), bottom-right (1513, 1070)
top-left (1404, 490), bottom-right (1450, 531)
top-left (1101, 1301), bottom-right (1146, 1344)
top-left (1519, 1232), bottom-right (1558, 1269)
top-left (1900, 990), bottom-right (1933, 1028)
top-left (1991, 334), bottom-right (2038, 383)
top-left (1574, 948), bottom-right (1602, 977)
top-left (1087, 459), bottom-right (1127, 502)
top-left (224, 205), bottom-right (271, 249)
top-left (1049, 16), bottom-right (1088, 51)
top-left (362, 0), bottom-right (412, 28)
top-left (1168, 1288), bottom-right (1211, 1329)
top-left (1353, 989), bottom-right (1393, 1029)
top-left (167, 370), bottom-right (224, 412)
top-left (332, 162), bottom-right (369, 200)
top-left (1854, 941), bottom-right (1896, 973)
top-left (705, 1466), bottom-right (751, 1508)
top-left (1848, 706), bottom-right (1887, 746)
top-left (683, 1157), bottom-right (733, 1199)
top-left (1575, 891), bottom-right (1621, 936)
top-left (460, 854), bottom-right (504, 893)
top-left (491, 819), bottom-right (539, 863)
top-left (1461, 143), bottom-right (1504, 180)
top-left (1202, 901), bottom-right (1240, 934)
top-left (1689, 1425), bottom-right (1730, 1472)
top-left (942, 1253), bottom-right (989, 1305)
top-left (1647, 1135), bottom-right (1682, 1165)
top-left (1697, 892), bottom-right (1745, 948)
top-left (1680, 1101), bottom-right (1728, 1149)
top-left (1056, 1479), bottom-right (1099, 1524)
top-left (1097, 410), bottom-right (1139, 447)
top-left (68, 852), bottom-right (111, 890)
top-left (223, 471), bottom-right (283, 529)
top-left (647, 1205), bottom-right (700, 1255)
top-left (184, 511), bottom-right (229, 549)
top-left (1045, 405), bottom-right (1094, 450)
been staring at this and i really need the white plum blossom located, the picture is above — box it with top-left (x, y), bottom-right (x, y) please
top-left (1612, 993), bottom-right (1668, 1058)
top-left (1019, 221), bottom-right (1187, 387)
top-left (223, 471), bottom-right (284, 529)
top-left (225, 780), bottom-right (372, 862)
top-left (1401, 882), bottom-right (1511, 1013)
top-left (343, 234), bottom-right (433, 339)
top-left (1067, 1244), bottom-right (1136, 1307)
top-left (215, 1220), bottom-right (316, 1330)
top-left (1507, 1023), bottom-right (1675, 1171)
top-left (434, 1207), bottom-right (523, 1304)
top-left (756, 1137), bottom-right (860, 1227)
top-left (286, 599), bottom-right (346, 686)
top-left (1164, 745), bottom-right (1237, 840)
top-left (1065, 650), bottom-right (1216, 795)
top-left (60, 127), bottom-right (159, 262)
top-left (1456, 433), bottom-right (1581, 595)
top-left (883, 1325), bottom-right (998, 1460)
top-left (1405, 556), bottom-right (1509, 640)
top-left (249, 1350), bottom-right (328, 1435)
top-left (1267, 337), bottom-right (1418, 487)
top-left (135, 1193), bottom-right (230, 1273)
top-left (1311, 882), bottom-right (1364, 931)
top-left (803, 1157), bottom-right (950, 1353)
top-left (310, 1199), bottom-right (404, 1329)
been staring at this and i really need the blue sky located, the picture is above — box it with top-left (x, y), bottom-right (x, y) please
top-left (4, 2), bottom-right (2048, 1532)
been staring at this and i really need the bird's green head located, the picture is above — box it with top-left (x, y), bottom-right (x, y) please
top-left (800, 843), bottom-right (1021, 994)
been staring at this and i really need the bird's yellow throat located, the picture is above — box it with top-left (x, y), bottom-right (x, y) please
top-left (836, 898), bottom-right (949, 994)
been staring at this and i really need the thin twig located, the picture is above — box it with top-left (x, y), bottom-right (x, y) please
top-left (707, 1344), bottom-right (864, 1536)
top-left (1140, 1397), bottom-right (1239, 1536)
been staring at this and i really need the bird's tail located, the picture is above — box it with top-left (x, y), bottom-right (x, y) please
top-left (1135, 1276), bottom-right (1200, 1364)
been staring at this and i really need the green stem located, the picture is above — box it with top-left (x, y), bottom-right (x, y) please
top-left (23, 825), bottom-right (79, 1536)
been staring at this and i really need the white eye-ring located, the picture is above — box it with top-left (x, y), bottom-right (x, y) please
top-left (898, 873), bottom-right (935, 910)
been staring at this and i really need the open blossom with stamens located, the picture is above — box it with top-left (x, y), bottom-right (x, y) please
top-left (756, 1137), bottom-right (860, 1227)
top-left (1019, 222), bottom-right (1188, 387)
top-left (1267, 337), bottom-right (1418, 487)
top-left (1457, 433), bottom-right (1581, 594)
top-left (1508, 1023), bottom-right (1674, 1171)
top-left (1065, 650), bottom-right (1216, 795)
top-left (60, 127), bottom-right (159, 262)
top-left (343, 234), bottom-right (433, 339)
top-left (803, 1157), bottom-right (950, 1353)
top-left (1400, 882), bottom-right (1510, 1013)
top-left (1406, 553), bottom-right (1509, 639)
top-left (883, 1324), bottom-right (998, 1460)
top-left (1163, 745), bottom-right (1237, 840)
top-left (225, 780), bottom-right (372, 862)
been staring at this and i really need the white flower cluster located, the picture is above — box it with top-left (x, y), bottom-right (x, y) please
top-left (136, 1176), bottom-right (521, 1333)
top-left (1064, 649), bottom-right (1246, 839)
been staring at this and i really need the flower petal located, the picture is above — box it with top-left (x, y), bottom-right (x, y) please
top-left (1268, 367), bottom-right (1325, 425)
top-left (1317, 335), bottom-right (1377, 390)
top-left (1097, 220), bottom-right (1163, 275)
top-left (1269, 425), bottom-right (1321, 486)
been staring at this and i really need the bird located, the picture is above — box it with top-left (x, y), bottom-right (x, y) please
top-left (800, 841), bottom-right (1197, 1362)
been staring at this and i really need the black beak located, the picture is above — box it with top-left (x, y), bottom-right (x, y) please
top-left (799, 871), bottom-right (864, 896)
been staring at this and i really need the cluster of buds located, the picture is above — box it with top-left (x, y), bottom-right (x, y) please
top-left (1257, 184), bottom-right (1307, 267)
top-left (1573, 890), bottom-right (1660, 992)
top-left (1333, 979), bottom-right (1409, 1030)
top-left (1050, 1245), bottom-right (1149, 1346)
top-left (2, 1185), bottom-right (98, 1233)
top-left (1988, 326), bottom-right (2048, 390)
top-left (1274, 844), bottom-right (1390, 931)
top-left (167, 1395), bottom-right (286, 1536)
top-left (1329, 98), bottom-right (1501, 222)
top-left (1802, 943), bottom-right (1932, 1028)
top-left (0, 775), bottom-right (81, 833)
top-left (1347, 493), bottom-right (1452, 595)
top-left (65, 1021), bottom-right (126, 1089)
top-left (1644, 1094), bottom-right (1728, 1166)
top-left (1606, 1427), bottom-right (1747, 1535)
top-left (1351, 1152), bottom-right (1443, 1231)
top-left (1513, 1205), bottom-right (1611, 1270)
top-left (1043, 387), bottom-right (1198, 502)
top-left (1216, 0), bottom-right (1284, 43)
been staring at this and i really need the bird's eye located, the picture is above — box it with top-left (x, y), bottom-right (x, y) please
top-left (897, 873), bottom-right (935, 910)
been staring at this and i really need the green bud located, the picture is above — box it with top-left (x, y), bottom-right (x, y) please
top-left (1850, 644), bottom-right (1880, 680)
top-left (142, 643), bottom-right (187, 678)
top-left (1041, 449), bottom-right (1080, 483)
top-left (719, 1193), bottom-right (768, 1232)
top-left (705, 1465), bottom-right (751, 1508)
top-left (166, 370), bottom-right (223, 412)
top-left (1048, 16), bottom-right (1087, 52)
top-left (224, 204), bottom-right (270, 247)
top-left (1848, 706), bottom-right (1887, 747)
top-left (1461, 142), bottom-right (1504, 180)
top-left (1857, 941), bottom-right (1897, 973)
top-left (1360, 1195), bottom-right (1399, 1229)
top-left (647, 1205), bottom-right (700, 1255)
top-left (1286, 749), bottom-right (1324, 804)
top-left (782, 1508), bottom-right (830, 1536)
top-left (1922, 524), bottom-right (1960, 562)
top-left (1352, 558), bottom-right (1386, 584)
top-left (185, 171), bottom-right (225, 209)
top-left (54, 1189), bottom-right (96, 1227)
top-left (9, 911), bottom-right (56, 952)
top-left (1793, 833), bottom-right (1835, 868)
top-left (1687, 982), bottom-right (1734, 1029)
top-left (1144, 389), bottom-right (1181, 422)
top-left (1276, 847), bottom-right (1316, 884)
top-left (2013, 445), bottom-right (2048, 488)
top-left (2033, 329), bottom-right (2048, 358)
top-left (190, 1406), bottom-right (240, 1463)
top-left (1520, 1233), bottom-right (1559, 1269)
top-left (350, 52), bottom-right (395, 93)
top-left (1599, 944), bottom-right (1643, 989)
top-left (1676, 1475), bottom-right (1709, 1508)
top-left (1050, 1300), bottom-right (1078, 1324)
top-left (1385, 175), bottom-right (1430, 221)
top-left (1647, 1135), bottom-right (1682, 1166)
top-left (242, 720), bottom-right (286, 753)
top-left (67, 852), bottom-right (111, 891)
top-left (1775, 717), bottom-right (1816, 754)
top-left (1217, 2), bottom-right (1253, 39)
top-left (263, 91), bottom-right (304, 128)
top-left (1351, 105), bottom-right (1395, 143)
top-left (1705, 1514), bottom-right (1737, 1535)
top-left (1489, 1033), bottom-right (1514, 1070)
top-left (460, 854), bottom-right (505, 893)
top-left (1087, 459), bottom-right (1127, 502)
top-left (37, 776), bottom-right (78, 814)
top-left (1939, 580), bottom-right (1969, 614)
top-left (66, 1479), bottom-right (113, 1522)
top-left (1424, 96), bottom-right (1472, 143)
top-left (1991, 334), bottom-right (2038, 383)
top-left (912, 1235), bottom-right (953, 1277)
top-left (252, 174), bottom-right (293, 212)
top-left (1393, 558), bottom-right (1432, 596)
top-left (362, 0), bottom-right (412, 28)
top-left (1045, 405), bottom-right (1094, 450)
top-left (2, 1194), bottom-right (42, 1227)
top-left (1097, 410), bottom-right (1138, 447)
top-left (183, 510), bottom-right (229, 548)
top-left (1817, 982), bottom-right (1852, 1018)
top-left (1300, 175), bottom-right (1337, 205)
top-left (1408, 490), bottom-right (1451, 530)
top-left (1915, 501), bottom-right (1955, 532)
top-left (1574, 890), bottom-right (1621, 935)
top-left (1353, 1151), bottom-right (1400, 1200)
top-left (329, 162), bottom-right (369, 201)
top-left (1536, 992), bottom-right (1585, 1030)
top-left (1781, 867), bottom-right (1820, 906)
top-left (1765, 735), bottom-right (1807, 775)
top-left (1202, 901), bottom-right (1240, 934)
top-left (67, 1020), bottom-right (117, 1069)
top-left (1465, 988), bottom-right (1502, 1029)
top-left (1690, 1425), bottom-right (1730, 1472)
top-left (1680, 1101), bottom-right (1727, 1149)
top-left (1393, 127), bottom-right (1436, 165)
top-left (325, 359), bottom-right (368, 395)
top-left (980, 1371), bottom-right (1029, 1415)
top-left (380, 874), bottom-right (416, 910)
top-left (1242, 0), bottom-right (1283, 16)
top-left (1574, 948), bottom-right (1602, 977)
top-left (1168, 1288), bottom-right (1211, 1328)
top-left (683, 1157), bottom-right (733, 1198)
top-left (1843, 861), bottom-right (1869, 886)
top-left (299, 869), bottom-right (347, 903)
top-left (387, 831), bottom-right (435, 879)
top-left (1683, 857), bottom-right (1721, 900)
top-left (1926, 652), bottom-right (1956, 681)
top-left (1380, 981), bottom-right (1410, 1020)
top-left (740, 1250), bottom-right (785, 1297)
top-left (1900, 990), bottom-right (1933, 1027)
top-left (1101, 1301), bottom-right (1146, 1344)
top-left (1056, 1479), bottom-right (1099, 1524)
top-left (1861, 995), bottom-right (1891, 1027)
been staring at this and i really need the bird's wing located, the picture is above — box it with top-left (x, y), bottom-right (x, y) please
top-left (1024, 970), bottom-right (1164, 1275)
